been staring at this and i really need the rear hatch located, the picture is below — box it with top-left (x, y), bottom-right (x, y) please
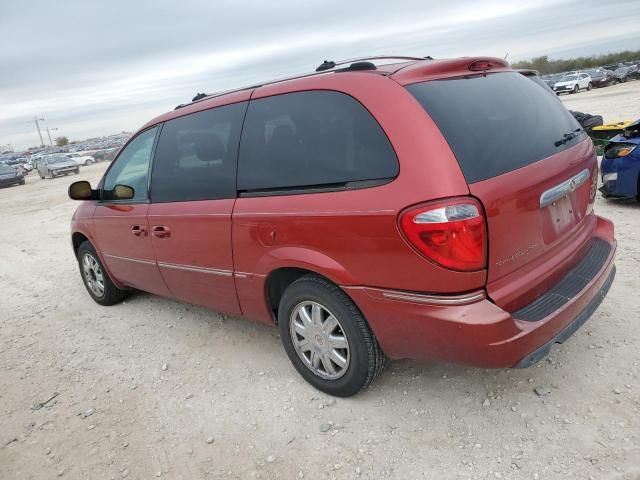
top-left (405, 70), bottom-right (598, 311)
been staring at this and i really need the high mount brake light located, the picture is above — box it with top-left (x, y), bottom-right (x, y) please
top-left (399, 199), bottom-right (487, 272)
top-left (468, 59), bottom-right (508, 72)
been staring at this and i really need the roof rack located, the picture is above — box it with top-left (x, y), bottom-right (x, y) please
top-left (174, 55), bottom-right (432, 110)
top-left (315, 55), bottom-right (431, 72)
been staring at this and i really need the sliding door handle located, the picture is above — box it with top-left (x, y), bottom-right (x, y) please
top-left (151, 225), bottom-right (171, 239)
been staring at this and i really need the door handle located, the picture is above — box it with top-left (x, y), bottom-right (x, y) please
top-left (131, 225), bottom-right (147, 237)
top-left (152, 225), bottom-right (170, 239)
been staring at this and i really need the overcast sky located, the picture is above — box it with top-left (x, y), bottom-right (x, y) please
top-left (1, 0), bottom-right (639, 150)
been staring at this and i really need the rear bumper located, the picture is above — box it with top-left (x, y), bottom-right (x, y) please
top-left (343, 216), bottom-right (616, 368)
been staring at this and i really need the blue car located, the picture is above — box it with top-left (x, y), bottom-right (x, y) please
top-left (600, 119), bottom-right (640, 201)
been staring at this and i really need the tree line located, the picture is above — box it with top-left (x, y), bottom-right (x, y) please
top-left (511, 50), bottom-right (640, 75)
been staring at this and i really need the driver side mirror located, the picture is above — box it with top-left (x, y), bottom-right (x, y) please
top-left (68, 181), bottom-right (98, 200)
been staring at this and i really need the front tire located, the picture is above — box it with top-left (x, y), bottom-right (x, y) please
top-left (572, 85), bottom-right (579, 94)
top-left (278, 275), bottom-right (385, 397)
top-left (587, 82), bottom-right (592, 91)
top-left (77, 241), bottom-right (127, 306)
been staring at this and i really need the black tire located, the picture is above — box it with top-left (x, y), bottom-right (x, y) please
top-left (278, 275), bottom-right (385, 397)
top-left (19, 178), bottom-right (25, 185)
top-left (77, 241), bottom-right (127, 306)
top-left (587, 82), bottom-right (592, 91)
top-left (572, 85), bottom-right (579, 94)
top-left (39, 173), bottom-right (44, 179)
top-left (49, 170), bottom-right (55, 179)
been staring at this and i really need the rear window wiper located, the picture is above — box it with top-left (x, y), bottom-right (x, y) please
top-left (554, 128), bottom-right (583, 147)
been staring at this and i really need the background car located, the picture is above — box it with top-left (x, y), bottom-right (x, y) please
top-left (587, 69), bottom-right (614, 88)
top-left (612, 66), bottom-right (631, 83)
top-left (601, 120), bottom-right (640, 201)
top-left (542, 73), bottom-right (562, 88)
top-left (37, 154), bottom-right (80, 179)
top-left (0, 164), bottom-right (25, 187)
top-left (553, 72), bottom-right (592, 94)
top-left (66, 152), bottom-right (96, 166)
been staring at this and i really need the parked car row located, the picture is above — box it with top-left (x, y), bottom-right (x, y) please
top-left (541, 61), bottom-right (639, 95)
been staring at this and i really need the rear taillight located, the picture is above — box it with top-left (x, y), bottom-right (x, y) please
top-left (399, 198), bottom-right (487, 272)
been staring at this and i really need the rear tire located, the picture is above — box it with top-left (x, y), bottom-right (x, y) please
top-left (77, 241), bottom-right (127, 306)
top-left (278, 275), bottom-right (385, 397)
top-left (587, 82), bottom-right (592, 91)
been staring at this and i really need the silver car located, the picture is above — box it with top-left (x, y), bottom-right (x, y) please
top-left (37, 155), bottom-right (80, 179)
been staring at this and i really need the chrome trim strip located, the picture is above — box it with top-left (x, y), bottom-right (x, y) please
top-left (157, 261), bottom-right (233, 277)
top-left (102, 253), bottom-right (156, 266)
top-left (540, 168), bottom-right (590, 208)
top-left (381, 290), bottom-right (485, 306)
top-left (233, 209), bottom-right (394, 217)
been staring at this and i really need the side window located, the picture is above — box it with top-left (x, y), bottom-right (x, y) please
top-left (103, 127), bottom-right (157, 201)
top-left (150, 102), bottom-right (247, 203)
top-left (237, 91), bottom-right (398, 192)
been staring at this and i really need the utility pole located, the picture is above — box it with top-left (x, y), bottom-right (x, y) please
top-left (46, 127), bottom-right (58, 146)
top-left (33, 117), bottom-right (45, 147)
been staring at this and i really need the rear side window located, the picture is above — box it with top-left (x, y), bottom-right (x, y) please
top-left (150, 102), bottom-right (247, 203)
top-left (407, 72), bottom-right (583, 183)
top-left (237, 90), bottom-right (398, 192)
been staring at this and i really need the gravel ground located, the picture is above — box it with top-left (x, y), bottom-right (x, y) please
top-left (1, 83), bottom-right (640, 480)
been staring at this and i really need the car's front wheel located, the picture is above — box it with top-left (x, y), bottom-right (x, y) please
top-left (587, 82), bottom-right (592, 91)
top-left (77, 241), bottom-right (127, 306)
top-left (278, 275), bottom-right (385, 397)
top-left (572, 85), bottom-right (579, 94)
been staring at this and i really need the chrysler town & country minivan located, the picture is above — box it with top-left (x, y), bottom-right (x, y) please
top-left (69, 56), bottom-right (616, 396)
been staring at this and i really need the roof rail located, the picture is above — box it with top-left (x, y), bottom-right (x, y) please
top-left (174, 55), bottom-right (432, 110)
top-left (316, 55), bottom-right (431, 72)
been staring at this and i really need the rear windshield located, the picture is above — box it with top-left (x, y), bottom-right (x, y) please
top-left (407, 72), bottom-right (583, 183)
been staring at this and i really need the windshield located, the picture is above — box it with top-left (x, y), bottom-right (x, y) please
top-left (561, 75), bottom-right (577, 81)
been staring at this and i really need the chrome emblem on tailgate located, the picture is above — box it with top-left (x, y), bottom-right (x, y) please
top-left (540, 169), bottom-right (590, 208)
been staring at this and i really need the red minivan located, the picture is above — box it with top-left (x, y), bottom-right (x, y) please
top-left (69, 56), bottom-right (616, 397)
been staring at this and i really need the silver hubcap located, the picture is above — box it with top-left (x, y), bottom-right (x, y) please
top-left (289, 301), bottom-right (350, 380)
top-left (82, 253), bottom-right (105, 297)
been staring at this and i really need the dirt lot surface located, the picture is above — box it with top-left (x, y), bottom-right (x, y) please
top-left (2, 85), bottom-right (640, 480)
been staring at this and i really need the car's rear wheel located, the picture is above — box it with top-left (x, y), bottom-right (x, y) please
top-left (278, 275), bottom-right (385, 397)
top-left (587, 82), bottom-right (592, 91)
top-left (77, 241), bottom-right (127, 306)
